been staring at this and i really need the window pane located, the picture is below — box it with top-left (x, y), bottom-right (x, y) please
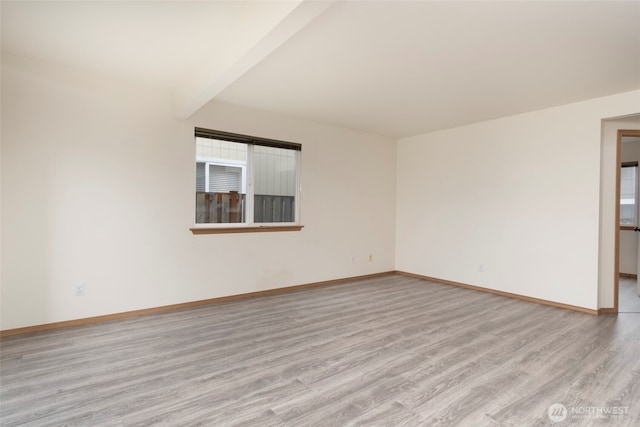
top-left (195, 138), bottom-right (247, 224)
top-left (196, 162), bottom-right (206, 192)
top-left (620, 165), bottom-right (637, 225)
top-left (253, 146), bottom-right (296, 223)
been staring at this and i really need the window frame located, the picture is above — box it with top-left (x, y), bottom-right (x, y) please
top-left (620, 161), bottom-right (638, 227)
top-left (191, 128), bottom-right (303, 234)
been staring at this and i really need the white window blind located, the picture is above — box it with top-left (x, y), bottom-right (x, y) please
top-left (209, 165), bottom-right (241, 193)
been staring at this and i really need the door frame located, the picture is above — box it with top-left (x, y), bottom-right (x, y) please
top-left (615, 129), bottom-right (640, 313)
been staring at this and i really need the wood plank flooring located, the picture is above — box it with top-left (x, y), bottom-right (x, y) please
top-left (2, 274), bottom-right (640, 426)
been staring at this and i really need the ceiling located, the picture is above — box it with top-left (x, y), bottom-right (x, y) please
top-left (2, 1), bottom-right (639, 138)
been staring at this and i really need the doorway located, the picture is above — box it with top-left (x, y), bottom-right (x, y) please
top-left (617, 129), bottom-right (640, 313)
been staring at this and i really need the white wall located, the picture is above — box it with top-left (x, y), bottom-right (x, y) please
top-left (397, 91), bottom-right (640, 310)
top-left (0, 53), bottom-right (396, 330)
top-left (619, 139), bottom-right (640, 275)
top-left (2, 50), bottom-right (638, 331)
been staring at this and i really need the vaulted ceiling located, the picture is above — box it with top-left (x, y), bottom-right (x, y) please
top-left (2, 1), bottom-right (639, 138)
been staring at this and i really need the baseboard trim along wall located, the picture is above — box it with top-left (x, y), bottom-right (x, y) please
top-left (2, 269), bottom-right (605, 337)
top-left (395, 271), bottom-right (599, 316)
top-left (0, 272), bottom-right (395, 337)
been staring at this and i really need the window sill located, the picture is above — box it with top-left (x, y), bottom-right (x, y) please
top-left (621, 225), bottom-right (636, 231)
top-left (190, 225), bottom-right (304, 235)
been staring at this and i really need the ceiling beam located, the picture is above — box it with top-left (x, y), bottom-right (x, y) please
top-left (174, 0), bottom-right (335, 119)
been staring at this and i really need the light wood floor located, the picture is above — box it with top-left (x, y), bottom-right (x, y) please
top-left (619, 277), bottom-right (640, 313)
top-left (2, 274), bottom-right (640, 426)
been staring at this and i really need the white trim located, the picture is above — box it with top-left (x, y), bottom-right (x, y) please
top-left (246, 145), bottom-right (255, 224)
top-left (620, 163), bottom-right (638, 226)
top-left (295, 150), bottom-right (302, 224)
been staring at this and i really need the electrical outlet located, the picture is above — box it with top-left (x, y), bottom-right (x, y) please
top-left (74, 284), bottom-right (85, 296)
top-left (368, 254), bottom-right (373, 262)
top-left (351, 256), bottom-right (356, 264)
top-left (478, 264), bottom-right (484, 273)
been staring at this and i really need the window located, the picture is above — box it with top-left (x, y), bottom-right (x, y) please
top-left (620, 162), bottom-right (638, 226)
top-left (193, 128), bottom-right (301, 231)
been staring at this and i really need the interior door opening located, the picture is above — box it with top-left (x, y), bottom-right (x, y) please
top-left (617, 129), bottom-right (640, 313)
